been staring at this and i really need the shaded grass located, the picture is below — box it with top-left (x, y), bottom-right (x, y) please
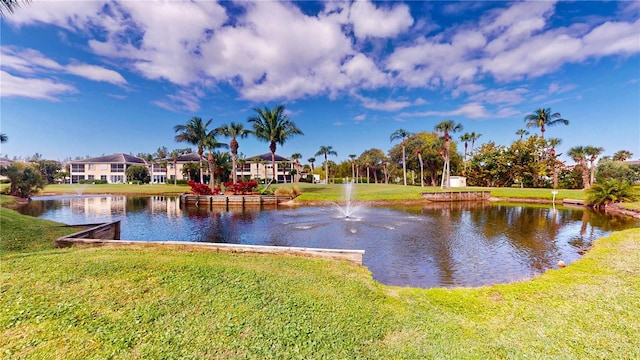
top-left (1, 206), bottom-right (639, 358)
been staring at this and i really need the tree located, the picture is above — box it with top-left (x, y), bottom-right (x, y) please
top-left (469, 132), bottom-right (482, 153)
top-left (307, 157), bottom-right (316, 172)
top-left (358, 148), bottom-right (387, 184)
top-left (524, 108), bottom-right (569, 139)
top-left (169, 150), bottom-right (180, 185)
top-left (584, 146), bottom-right (604, 186)
top-left (1, 163), bottom-right (45, 198)
top-left (390, 129), bottom-right (411, 186)
top-left (612, 150), bottom-right (633, 162)
top-left (174, 117), bottom-right (217, 183)
top-left (0, 133), bottom-right (7, 143)
top-left (434, 120), bottom-right (463, 189)
top-left (546, 138), bottom-right (562, 189)
top-left (1, 0), bottom-right (26, 16)
top-left (585, 179), bottom-right (639, 208)
top-left (459, 133), bottom-right (471, 173)
top-left (181, 162), bottom-right (199, 181)
top-left (34, 160), bottom-right (62, 184)
top-left (156, 146), bottom-right (169, 184)
top-left (348, 154), bottom-right (357, 181)
top-left (125, 165), bottom-right (149, 183)
top-left (217, 122), bottom-right (250, 184)
top-left (516, 129), bottom-right (529, 140)
top-left (315, 145), bottom-right (337, 184)
top-left (290, 153), bottom-right (302, 182)
top-left (568, 146), bottom-right (590, 189)
top-left (248, 104), bottom-right (303, 183)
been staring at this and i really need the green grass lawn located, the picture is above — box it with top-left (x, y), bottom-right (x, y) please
top-left (1, 195), bottom-right (639, 358)
top-left (275, 183), bottom-right (587, 203)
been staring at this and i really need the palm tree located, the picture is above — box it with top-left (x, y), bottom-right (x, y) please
top-left (348, 154), bottom-right (357, 181)
top-left (416, 149), bottom-right (424, 187)
top-left (169, 150), bottom-right (180, 185)
top-left (516, 129), bottom-right (529, 140)
top-left (248, 105), bottom-right (303, 183)
top-left (459, 133), bottom-right (471, 174)
top-left (291, 153), bottom-right (302, 182)
top-left (469, 132), bottom-right (482, 152)
top-left (434, 120), bottom-right (463, 189)
top-left (546, 138), bottom-right (562, 189)
top-left (308, 157), bottom-right (316, 172)
top-left (390, 129), bottom-right (411, 186)
top-left (568, 146), bottom-right (590, 189)
top-left (0, 133), bottom-right (7, 143)
top-left (613, 150), bottom-right (633, 162)
top-left (524, 108), bottom-right (569, 139)
top-left (315, 146), bottom-right (337, 184)
top-left (584, 146), bottom-right (604, 185)
top-left (174, 117), bottom-right (216, 183)
top-left (237, 153), bottom-right (247, 181)
top-left (217, 122), bottom-right (250, 184)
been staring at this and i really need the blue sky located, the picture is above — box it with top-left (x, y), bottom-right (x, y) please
top-left (1, 1), bottom-right (639, 165)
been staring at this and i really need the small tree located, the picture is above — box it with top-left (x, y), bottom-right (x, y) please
top-left (125, 165), bottom-right (149, 183)
top-left (2, 163), bottom-right (46, 198)
top-left (586, 179), bottom-right (639, 208)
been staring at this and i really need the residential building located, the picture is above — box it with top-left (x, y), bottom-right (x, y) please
top-left (69, 153), bottom-right (147, 184)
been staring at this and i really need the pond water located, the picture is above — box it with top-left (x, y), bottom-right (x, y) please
top-left (20, 195), bottom-right (639, 288)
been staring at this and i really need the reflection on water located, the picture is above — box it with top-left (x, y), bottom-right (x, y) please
top-left (21, 196), bottom-right (640, 288)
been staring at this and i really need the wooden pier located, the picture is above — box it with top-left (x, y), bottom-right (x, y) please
top-left (421, 191), bottom-right (491, 202)
top-left (179, 194), bottom-right (293, 209)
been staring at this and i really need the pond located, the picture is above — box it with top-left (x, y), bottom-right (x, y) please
top-left (20, 195), bottom-right (639, 288)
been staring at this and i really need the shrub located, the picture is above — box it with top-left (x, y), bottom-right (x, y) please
top-left (1, 163), bottom-right (46, 198)
top-left (255, 185), bottom-right (274, 195)
top-left (585, 179), bottom-right (639, 208)
top-left (187, 181), bottom-right (220, 195)
top-left (79, 179), bottom-right (108, 184)
top-left (223, 180), bottom-right (259, 194)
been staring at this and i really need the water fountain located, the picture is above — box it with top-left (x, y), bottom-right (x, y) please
top-left (333, 181), bottom-right (359, 218)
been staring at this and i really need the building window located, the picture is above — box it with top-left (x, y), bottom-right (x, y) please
top-left (101, 175), bottom-right (107, 181)
top-left (100, 164), bottom-right (108, 170)
top-left (88, 175), bottom-right (94, 180)
top-left (88, 164), bottom-right (95, 170)
top-left (111, 164), bottom-right (125, 172)
top-left (71, 175), bottom-right (85, 184)
top-left (110, 175), bottom-right (124, 183)
top-left (71, 164), bottom-right (85, 172)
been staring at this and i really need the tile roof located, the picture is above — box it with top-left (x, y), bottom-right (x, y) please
top-left (247, 153), bottom-right (292, 162)
top-left (70, 153), bottom-right (147, 164)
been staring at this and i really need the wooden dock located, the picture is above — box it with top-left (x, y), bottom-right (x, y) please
top-left (180, 194), bottom-right (293, 209)
top-left (421, 191), bottom-right (491, 202)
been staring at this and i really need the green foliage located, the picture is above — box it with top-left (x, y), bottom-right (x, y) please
top-left (1, 163), bottom-right (46, 198)
top-left (78, 179), bottom-right (108, 184)
top-left (125, 165), bottom-right (149, 183)
top-left (34, 160), bottom-right (62, 184)
top-left (596, 159), bottom-right (640, 184)
top-left (585, 179), bottom-right (639, 207)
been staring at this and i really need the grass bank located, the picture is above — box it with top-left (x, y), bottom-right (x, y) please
top-left (1, 202), bottom-right (639, 358)
top-left (41, 183), bottom-right (190, 196)
top-left (277, 183), bottom-right (587, 203)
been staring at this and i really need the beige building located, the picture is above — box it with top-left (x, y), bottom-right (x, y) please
top-left (69, 153), bottom-right (148, 184)
top-left (69, 152), bottom-right (296, 184)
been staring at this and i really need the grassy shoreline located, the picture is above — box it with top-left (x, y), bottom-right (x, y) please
top-left (2, 188), bottom-right (640, 358)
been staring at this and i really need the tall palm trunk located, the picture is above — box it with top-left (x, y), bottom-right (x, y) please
top-left (401, 144), bottom-right (407, 186)
top-left (270, 141), bottom-right (277, 182)
top-left (208, 153), bottom-right (216, 190)
top-left (230, 138), bottom-right (239, 184)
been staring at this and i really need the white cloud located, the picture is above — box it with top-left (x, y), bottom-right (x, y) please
top-left (0, 71), bottom-right (76, 100)
top-left (468, 88), bottom-right (528, 105)
top-left (66, 64), bottom-right (126, 85)
top-left (354, 114), bottom-right (367, 122)
top-left (349, 1), bottom-right (413, 39)
top-left (399, 103), bottom-right (516, 119)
